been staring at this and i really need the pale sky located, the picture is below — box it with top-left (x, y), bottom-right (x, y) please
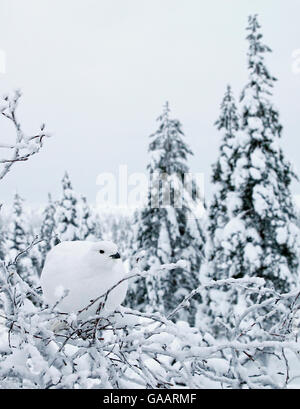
top-left (0, 0), bottom-right (300, 208)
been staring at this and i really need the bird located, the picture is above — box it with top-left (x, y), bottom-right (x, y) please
top-left (40, 240), bottom-right (128, 322)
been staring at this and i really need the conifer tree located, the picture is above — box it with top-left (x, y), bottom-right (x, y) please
top-left (7, 193), bottom-right (38, 287)
top-left (237, 14), bottom-right (299, 292)
top-left (204, 16), bottom-right (299, 333)
top-left (78, 195), bottom-right (97, 240)
top-left (208, 85), bottom-right (240, 236)
top-left (54, 172), bottom-right (80, 242)
top-left (206, 85), bottom-right (242, 279)
top-left (202, 86), bottom-right (246, 332)
top-left (130, 103), bottom-right (204, 324)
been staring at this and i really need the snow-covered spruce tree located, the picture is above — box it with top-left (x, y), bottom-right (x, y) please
top-left (54, 172), bottom-right (81, 243)
top-left (237, 14), bottom-right (299, 292)
top-left (208, 84), bottom-right (240, 243)
top-left (201, 85), bottom-right (242, 332)
top-left (128, 102), bottom-right (204, 324)
top-left (204, 15), bottom-right (300, 334)
top-left (78, 195), bottom-right (98, 241)
top-left (39, 193), bottom-right (56, 269)
top-left (6, 193), bottom-right (38, 288)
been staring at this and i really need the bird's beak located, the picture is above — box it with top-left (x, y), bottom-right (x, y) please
top-left (110, 252), bottom-right (121, 259)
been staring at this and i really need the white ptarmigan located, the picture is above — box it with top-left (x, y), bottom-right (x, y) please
top-left (40, 241), bottom-right (127, 320)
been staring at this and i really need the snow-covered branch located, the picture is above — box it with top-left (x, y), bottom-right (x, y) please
top-left (0, 90), bottom-right (50, 182)
top-left (1, 254), bottom-right (300, 389)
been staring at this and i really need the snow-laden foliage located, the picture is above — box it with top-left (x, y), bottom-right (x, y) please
top-left (129, 102), bottom-right (205, 325)
top-left (1, 256), bottom-right (300, 389)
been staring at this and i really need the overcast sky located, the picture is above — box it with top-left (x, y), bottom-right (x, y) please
top-left (1, 0), bottom-right (300, 208)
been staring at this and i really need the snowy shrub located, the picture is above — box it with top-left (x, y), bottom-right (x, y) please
top-left (1, 257), bottom-right (300, 389)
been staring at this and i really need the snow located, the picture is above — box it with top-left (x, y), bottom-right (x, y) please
top-left (253, 185), bottom-right (270, 215)
top-left (251, 148), bottom-right (266, 171)
top-left (244, 242), bottom-right (262, 267)
top-left (247, 117), bottom-right (264, 132)
top-left (249, 167), bottom-right (262, 180)
top-left (175, 259), bottom-right (189, 269)
top-left (276, 226), bottom-right (288, 245)
top-left (226, 192), bottom-right (242, 216)
top-left (223, 217), bottom-right (245, 239)
top-left (206, 358), bottom-right (230, 376)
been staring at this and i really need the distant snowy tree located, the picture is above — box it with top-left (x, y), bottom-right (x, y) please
top-left (129, 102), bottom-right (204, 324)
top-left (78, 195), bottom-right (97, 241)
top-left (39, 193), bottom-right (57, 268)
top-left (6, 193), bottom-right (38, 287)
top-left (54, 172), bottom-right (80, 243)
top-left (7, 193), bottom-right (28, 256)
top-left (94, 213), bottom-right (103, 240)
top-left (27, 228), bottom-right (43, 279)
top-left (101, 212), bottom-right (133, 259)
top-left (114, 215), bottom-right (133, 259)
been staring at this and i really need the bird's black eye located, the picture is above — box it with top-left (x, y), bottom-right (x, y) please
top-left (99, 250), bottom-right (105, 254)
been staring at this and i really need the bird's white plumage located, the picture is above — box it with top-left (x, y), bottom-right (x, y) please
top-left (40, 241), bottom-right (127, 320)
